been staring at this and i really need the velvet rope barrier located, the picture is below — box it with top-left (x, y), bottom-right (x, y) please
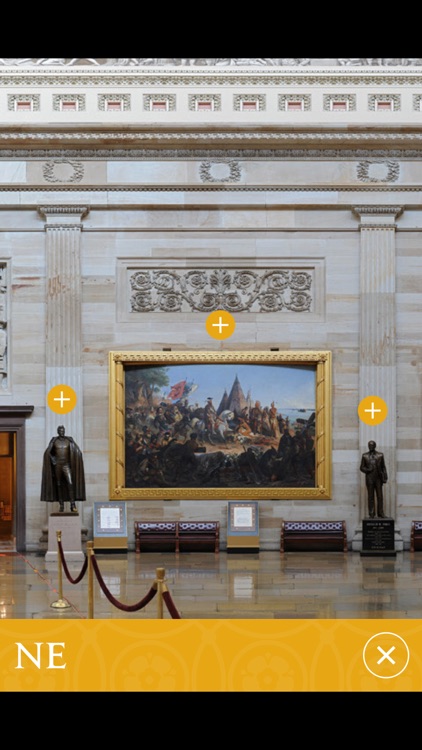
top-left (162, 589), bottom-right (181, 619)
top-left (90, 554), bottom-right (158, 612)
top-left (57, 536), bottom-right (88, 584)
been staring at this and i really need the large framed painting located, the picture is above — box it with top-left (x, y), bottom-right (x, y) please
top-left (109, 350), bottom-right (332, 501)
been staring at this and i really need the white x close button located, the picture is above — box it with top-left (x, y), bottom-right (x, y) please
top-left (363, 631), bottom-right (410, 679)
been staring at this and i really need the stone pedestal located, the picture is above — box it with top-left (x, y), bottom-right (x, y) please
top-left (360, 517), bottom-right (396, 557)
top-left (45, 512), bottom-right (85, 562)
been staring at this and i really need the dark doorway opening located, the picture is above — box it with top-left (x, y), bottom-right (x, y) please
top-left (0, 431), bottom-right (15, 545)
top-left (0, 406), bottom-right (34, 552)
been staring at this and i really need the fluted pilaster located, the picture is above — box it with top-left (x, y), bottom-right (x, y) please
top-left (353, 206), bottom-right (402, 527)
top-left (38, 206), bottom-right (89, 449)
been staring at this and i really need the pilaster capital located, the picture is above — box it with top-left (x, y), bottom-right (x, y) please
top-left (38, 205), bottom-right (89, 228)
top-left (352, 205), bottom-right (403, 228)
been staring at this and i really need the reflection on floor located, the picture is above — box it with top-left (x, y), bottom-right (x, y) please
top-left (1, 549), bottom-right (422, 620)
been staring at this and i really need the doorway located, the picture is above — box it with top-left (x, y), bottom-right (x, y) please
top-left (0, 406), bottom-right (34, 552)
top-left (0, 431), bottom-right (15, 547)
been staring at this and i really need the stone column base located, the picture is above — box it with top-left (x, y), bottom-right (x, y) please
top-left (45, 512), bottom-right (85, 562)
top-left (351, 523), bottom-right (404, 552)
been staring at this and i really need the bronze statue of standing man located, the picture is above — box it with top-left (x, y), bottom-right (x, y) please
top-left (40, 425), bottom-right (86, 512)
top-left (360, 440), bottom-right (388, 518)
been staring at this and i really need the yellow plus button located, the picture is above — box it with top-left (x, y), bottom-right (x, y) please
top-left (206, 310), bottom-right (236, 340)
top-left (358, 395), bottom-right (388, 426)
top-left (47, 384), bottom-right (77, 415)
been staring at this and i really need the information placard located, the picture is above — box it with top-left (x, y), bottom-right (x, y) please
top-left (227, 501), bottom-right (259, 551)
top-left (93, 501), bottom-right (128, 551)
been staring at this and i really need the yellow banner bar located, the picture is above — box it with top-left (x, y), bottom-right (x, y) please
top-left (1, 619), bottom-right (421, 691)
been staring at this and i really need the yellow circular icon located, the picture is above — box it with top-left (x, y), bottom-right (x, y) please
top-left (363, 632), bottom-right (410, 679)
top-left (206, 310), bottom-right (236, 340)
top-left (47, 384), bottom-right (77, 415)
top-left (358, 395), bottom-right (388, 426)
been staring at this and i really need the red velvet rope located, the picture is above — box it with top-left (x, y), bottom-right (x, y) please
top-left (58, 539), bottom-right (88, 584)
top-left (162, 589), bottom-right (182, 619)
top-left (90, 555), bottom-right (157, 612)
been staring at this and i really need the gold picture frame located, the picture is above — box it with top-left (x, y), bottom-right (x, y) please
top-left (109, 350), bottom-right (332, 501)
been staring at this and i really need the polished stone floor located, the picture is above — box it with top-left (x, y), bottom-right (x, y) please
top-left (2, 548), bottom-right (422, 620)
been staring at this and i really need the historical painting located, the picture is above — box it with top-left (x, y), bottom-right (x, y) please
top-left (109, 350), bottom-right (332, 500)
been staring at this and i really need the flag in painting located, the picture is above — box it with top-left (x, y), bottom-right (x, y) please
top-left (183, 382), bottom-right (198, 397)
top-left (167, 380), bottom-right (186, 401)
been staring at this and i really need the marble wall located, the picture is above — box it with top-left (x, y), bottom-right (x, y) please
top-left (1, 163), bottom-right (419, 551)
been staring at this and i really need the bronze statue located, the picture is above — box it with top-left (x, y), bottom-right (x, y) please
top-left (360, 440), bottom-right (388, 518)
top-left (40, 425), bottom-right (86, 512)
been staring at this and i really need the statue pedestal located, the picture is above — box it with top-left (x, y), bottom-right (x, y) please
top-left (45, 512), bottom-right (85, 563)
top-left (360, 517), bottom-right (396, 557)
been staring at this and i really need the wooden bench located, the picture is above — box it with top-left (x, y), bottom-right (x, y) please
top-left (410, 521), bottom-right (422, 552)
top-left (177, 521), bottom-right (219, 553)
top-left (134, 520), bottom-right (220, 554)
top-left (134, 522), bottom-right (177, 554)
top-left (280, 520), bottom-right (348, 553)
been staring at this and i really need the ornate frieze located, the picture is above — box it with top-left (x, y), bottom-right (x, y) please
top-left (1, 58), bottom-right (422, 67)
top-left (2, 73), bottom-right (422, 87)
top-left (129, 267), bottom-right (313, 314)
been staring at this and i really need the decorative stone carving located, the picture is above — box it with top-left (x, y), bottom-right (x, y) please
top-left (2, 58), bottom-right (422, 67)
top-left (368, 94), bottom-right (401, 111)
top-left (142, 94), bottom-right (176, 111)
top-left (42, 160), bottom-right (85, 183)
top-left (199, 161), bottom-right (241, 183)
top-left (338, 58), bottom-right (422, 66)
top-left (98, 94), bottom-right (131, 111)
top-left (356, 160), bottom-right (400, 183)
top-left (278, 94), bottom-right (311, 111)
top-left (7, 94), bottom-right (40, 111)
top-left (233, 94), bottom-right (266, 111)
top-left (188, 94), bottom-right (222, 111)
top-left (52, 94), bottom-right (86, 111)
top-left (323, 94), bottom-right (357, 111)
top-left (129, 268), bottom-right (313, 314)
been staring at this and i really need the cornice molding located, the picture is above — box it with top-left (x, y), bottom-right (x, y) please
top-left (2, 70), bottom-right (422, 87)
top-left (0, 184), bottom-right (421, 194)
top-left (1, 147), bottom-right (422, 160)
top-left (1, 128), bottom-right (422, 149)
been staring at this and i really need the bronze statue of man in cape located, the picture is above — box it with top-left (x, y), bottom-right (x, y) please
top-left (40, 425), bottom-right (86, 512)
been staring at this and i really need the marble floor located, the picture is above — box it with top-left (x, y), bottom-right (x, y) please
top-left (2, 548), bottom-right (422, 620)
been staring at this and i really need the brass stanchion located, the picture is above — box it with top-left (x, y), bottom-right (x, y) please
top-left (87, 541), bottom-right (94, 619)
top-left (51, 530), bottom-right (71, 609)
top-left (156, 567), bottom-right (165, 619)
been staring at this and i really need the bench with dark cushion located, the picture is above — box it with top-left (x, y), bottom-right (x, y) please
top-left (410, 521), bottom-right (422, 552)
top-left (134, 521), bottom-right (177, 553)
top-left (280, 520), bottom-right (348, 553)
top-left (134, 520), bottom-right (219, 554)
top-left (177, 521), bottom-right (220, 553)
